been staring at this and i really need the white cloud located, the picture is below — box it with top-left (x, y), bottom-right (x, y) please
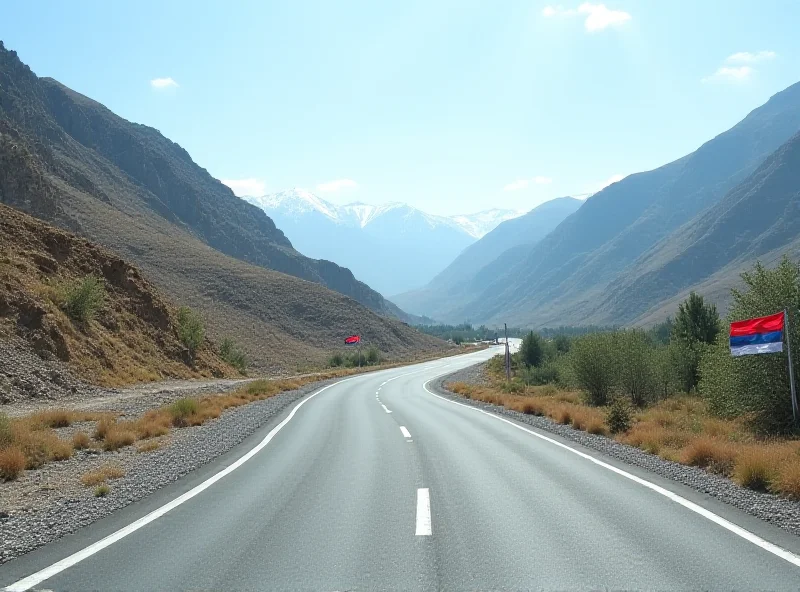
top-left (726, 50), bottom-right (776, 64)
top-left (150, 77), bottom-right (179, 90)
top-left (542, 3), bottom-right (631, 31)
top-left (504, 176), bottom-right (553, 191)
top-left (221, 178), bottom-right (267, 197)
top-left (316, 178), bottom-right (358, 192)
top-left (703, 66), bottom-right (754, 84)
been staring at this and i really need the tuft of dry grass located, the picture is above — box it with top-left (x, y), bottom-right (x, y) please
top-left (81, 463), bottom-right (125, 487)
top-left (773, 461), bottom-right (800, 499)
top-left (0, 446), bottom-right (26, 481)
top-left (679, 436), bottom-right (737, 474)
top-left (102, 427), bottom-right (137, 451)
top-left (94, 484), bottom-right (110, 497)
top-left (72, 431), bottom-right (91, 450)
top-left (732, 447), bottom-right (786, 491)
top-left (29, 409), bottom-right (73, 428)
top-left (136, 440), bottom-right (161, 453)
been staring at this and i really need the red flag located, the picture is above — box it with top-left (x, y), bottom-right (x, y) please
top-left (729, 311), bottom-right (785, 336)
top-left (344, 335), bottom-right (360, 345)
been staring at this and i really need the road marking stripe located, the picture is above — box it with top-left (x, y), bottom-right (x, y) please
top-left (423, 380), bottom-right (800, 569)
top-left (400, 426), bottom-right (411, 439)
top-left (415, 488), bottom-right (432, 536)
top-left (381, 404), bottom-right (392, 414)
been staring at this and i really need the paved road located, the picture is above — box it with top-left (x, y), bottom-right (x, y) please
top-left (2, 345), bottom-right (800, 590)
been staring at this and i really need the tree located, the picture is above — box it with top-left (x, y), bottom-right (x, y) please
top-left (616, 330), bottom-right (658, 406)
top-left (671, 292), bottom-right (720, 392)
top-left (673, 292), bottom-right (720, 345)
top-left (570, 332), bottom-right (616, 406)
top-left (519, 331), bottom-right (544, 368)
top-left (554, 334), bottom-right (571, 354)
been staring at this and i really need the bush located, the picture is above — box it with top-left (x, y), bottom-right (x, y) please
top-left (365, 346), bottom-right (381, 365)
top-left (0, 446), bottom-right (26, 480)
top-left (219, 338), bottom-right (247, 373)
top-left (102, 427), bottom-right (137, 451)
top-left (94, 484), bottom-right (110, 497)
top-left (668, 338), bottom-right (702, 394)
top-left (169, 398), bottom-right (199, 427)
top-left (62, 275), bottom-right (106, 323)
top-left (570, 333), bottom-right (616, 406)
top-left (72, 431), bottom-right (91, 450)
top-left (554, 334), bottom-right (571, 354)
top-left (328, 353), bottom-right (344, 367)
top-left (177, 306), bottom-right (204, 357)
top-left (699, 257), bottom-right (800, 433)
top-left (519, 332), bottom-right (545, 368)
top-left (616, 330), bottom-right (658, 407)
top-left (519, 360), bottom-right (560, 386)
top-left (606, 397), bottom-right (632, 434)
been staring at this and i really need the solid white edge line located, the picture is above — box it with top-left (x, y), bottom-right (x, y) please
top-left (4, 350), bottom-right (491, 592)
top-left (4, 368), bottom-right (385, 592)
top-left (399, 426), bottom-right (412, 439)
top-left (422, 379), bottom-right (800, 569)
top-left (415, 488), bottom-right (432, 536)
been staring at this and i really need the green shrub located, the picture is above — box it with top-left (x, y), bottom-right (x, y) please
top-left (177, 306), bottom-right (204, 357)
top-left (365, 346), bottom-right (381, 365)
top-left (606, 397), bottom-right (632, 434)
top-left (94, 484), bottom-right (110, 497)
top-left (673, 291), bottom-right (721, 346)
top-left (63, 275), bottom-right (105, 322)
top-left (699, 257), bottom-right (799, 433)
top-left (219, 338), bottom-right (247, 373)
top-left (616, 330), bottom-right (659, 407)
top-left (169, 398), bottom-right (199, 426)
top-left (570, 333), bottom-right (617, 406)
top-left (519, 331), bottom-right (545, 368)
top-left (518, 361), bottom-right (560, 386)
top-left (328, 353), bottom-right (344, 367)
top-left (554, 334), bottom-right (571, 354)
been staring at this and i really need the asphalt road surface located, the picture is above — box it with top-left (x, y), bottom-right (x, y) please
top-left (2, 344), bottom-right (800, 591)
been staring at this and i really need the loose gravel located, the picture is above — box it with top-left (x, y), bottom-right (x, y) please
top-left (0, 376), bottom-right (339, 564)
top-left (433, 362), bottom-right (800, 538)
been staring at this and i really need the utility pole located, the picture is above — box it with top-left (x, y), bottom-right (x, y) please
top-left (504, 323), bottom-right (511, 382)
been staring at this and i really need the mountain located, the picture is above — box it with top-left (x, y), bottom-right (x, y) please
top-left (0, 41), bottom-right (444, 370)
top-left (246, 190), bottom-right (520, 295)
top-left (601, 130), bottom-right (800, 325)
top-left (392, 197), bottom-right (582, 319)
top-left (426, 80), bottom-right (800, 327)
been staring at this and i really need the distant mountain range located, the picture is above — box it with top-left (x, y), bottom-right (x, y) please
top-left (402, 80), bottom-right (800, 328)
top-left (393, 197), bottom-right (582, 318)
top-left (245, 189), bottom-right (522, 295)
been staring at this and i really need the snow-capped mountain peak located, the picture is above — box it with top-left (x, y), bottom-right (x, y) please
top-left (449, 208), bottom-right (525, 238)
top-left (246, 188), bottom-right (341, 221)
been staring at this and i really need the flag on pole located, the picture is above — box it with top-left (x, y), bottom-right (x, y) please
top-left (729, 311), bottom-right (785, 356)
top-left (344, 335), bottom-right (361, 345)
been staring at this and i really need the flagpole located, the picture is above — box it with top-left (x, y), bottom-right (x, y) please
top-left (784, 309), bottom-right (799, 427)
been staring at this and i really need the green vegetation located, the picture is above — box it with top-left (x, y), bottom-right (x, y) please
top-left (519, 331), bottom-right (544, 368)
top-left (169, 398), bottom-right (200, 427)
top-left (62, 275), bottom-right (106, 323)
top-left (94, 484), bottom-right (110, 497)
top-left (606, 397), bottom-right (632, 434)
top-left (220, 338), bottom-right (247, 373)
top-left (416, 323), bottom-right (524, 342)
top-left (700, 257), bottom-right (800, 433)
top-left (177, 306), bottom-right (204, 357)
top-left (327, 346), bottom-right (383, 368)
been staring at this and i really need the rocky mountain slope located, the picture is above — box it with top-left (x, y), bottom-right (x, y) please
top-left (393, 197), bottom-right (582, 318)
top-left (246, 189), bottom-right (521, 295)
top-left (434, 81), bottom-right (800, 326)
top-left (603, 130), bottom-right (800, 324)
top-left (0, 201), bottom-right (234, 400)
top-left (0, 42), bottom-right (444, 369)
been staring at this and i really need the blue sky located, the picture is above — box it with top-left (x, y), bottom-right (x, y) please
top-left (4, 1), bottom-right (799, 215)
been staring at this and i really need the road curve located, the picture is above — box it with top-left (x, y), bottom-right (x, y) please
top-left (2, 346), bottom-right (800, 591)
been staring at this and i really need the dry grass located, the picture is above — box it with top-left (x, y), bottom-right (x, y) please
top-left (80, 463), bottom-right (125, 487)
top-left (101, 427), bottom-right (137, 451)
top-left (136, 440), bottom-right (161, 453)
top-left (72, 431), bottom-right (91, 449)
top-left (0, 446), bottom-right (26, 481)
top-left (446, 376), bottom-right (800, 500)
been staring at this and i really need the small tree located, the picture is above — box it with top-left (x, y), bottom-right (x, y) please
top-left (519, 331), bottom-right (544, 368)
top-left (219, 338), bottom-right (247, 373)
top-left (554, 334), bottom-right (571, 354)
top-left (570, 332), bottom-right (616, 406)
top-left (616, 330), bottom-right (658, 407)
top-left (365, 346), bottom-right (381, 365)
top-left (673, 292), bottom-right (720, 345)
top-left (177, 306), bottom-right (204, 358)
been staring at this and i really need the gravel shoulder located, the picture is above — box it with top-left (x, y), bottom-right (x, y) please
top-left (432, 362), bottom-right (800, 538)
top-left (0, 375), bottom-right (339, 564)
